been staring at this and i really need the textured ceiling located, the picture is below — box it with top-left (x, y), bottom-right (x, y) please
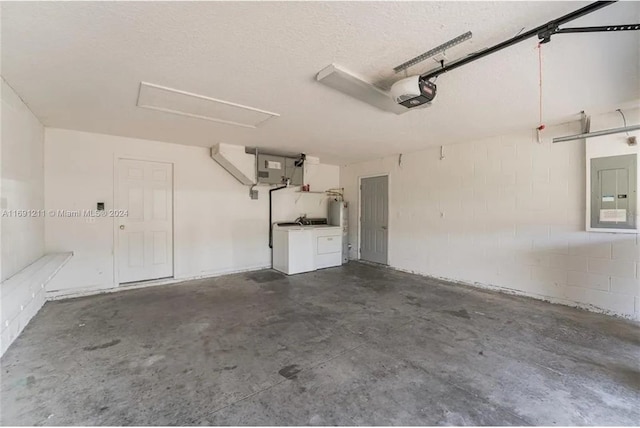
top-left (2, 1), bottom-right (639, 164)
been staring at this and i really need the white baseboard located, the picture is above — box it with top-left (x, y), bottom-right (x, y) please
top-left (46, 264), bottom-right (271, 301)
top-left (45, 259), bottom-right (640, 322)
top-left (355, 260), bottom-right (639, 322)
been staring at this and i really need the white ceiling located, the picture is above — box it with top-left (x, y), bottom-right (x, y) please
top-left (2, 1), bottom-right (639, 164)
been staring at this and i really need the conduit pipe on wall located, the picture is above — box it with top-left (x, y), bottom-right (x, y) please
top-left (552, 124), bottom-right (640, 143)
top-left (269, 184), bottom-right (288, 249)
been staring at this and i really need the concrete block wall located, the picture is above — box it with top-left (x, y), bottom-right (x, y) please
top-left (1, 79), bottom-right (45, 281)
top-left (1, 253), bottom-right (71, 355)
top-left (1, 79), bottom-right (47, 356)
top-left (341, 120), bottom-right (639, 320)
top-left (1, 280), bottom-right (46, 356)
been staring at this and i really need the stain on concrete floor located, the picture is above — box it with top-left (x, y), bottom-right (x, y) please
top-left (1, 262), bottom-right (639, 425)
top-left (247, 270), bottom-right (286, 284)
top-left (83, 339), bottom-right (121, 351)
top-left (443, 308), bottom-right (471, 319)
top-left (278, 364), bottom-right (302, 380)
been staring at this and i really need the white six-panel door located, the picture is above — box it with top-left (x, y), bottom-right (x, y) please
top-left (117, 159), bottom-right (173, 283)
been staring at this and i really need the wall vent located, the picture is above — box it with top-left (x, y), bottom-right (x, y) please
top-left (137, 82), bottom-right (279, 129)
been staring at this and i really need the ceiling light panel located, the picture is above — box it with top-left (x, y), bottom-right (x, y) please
top-left (137, 82), bottom-right (279, 129)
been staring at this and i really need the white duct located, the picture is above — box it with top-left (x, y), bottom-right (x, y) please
top-left (210, 143), bottom-right (255, 185)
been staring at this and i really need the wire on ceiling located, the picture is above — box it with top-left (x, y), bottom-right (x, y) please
top-left (616, 109), bottom-right (630, 136)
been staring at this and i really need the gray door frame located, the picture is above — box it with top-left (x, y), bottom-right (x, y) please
top-left (358, 173), bottom-right (389, 264)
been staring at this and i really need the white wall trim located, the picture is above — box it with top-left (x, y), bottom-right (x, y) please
top-left (46, 263), bottom-right (271, 301)
top-left (380, 262), bottom-right (639, 321)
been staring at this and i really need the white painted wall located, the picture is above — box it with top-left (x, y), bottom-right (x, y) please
top-left (1, 78), bottom-right (46, 355)
top-left (44, 128), bottom-right (339, 297)
top-left (1, 79), bottom-right (45, 281)
top-left (341, 113), bottom-right (639, 320)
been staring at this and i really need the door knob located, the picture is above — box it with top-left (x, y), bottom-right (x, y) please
top-left (119, 225), bottom-right (125, 230)
top-left (381, 226), bottom-right (387, 230)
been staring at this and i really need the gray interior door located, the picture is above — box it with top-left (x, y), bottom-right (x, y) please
top-left (360, 175), bottom-right (388, 264)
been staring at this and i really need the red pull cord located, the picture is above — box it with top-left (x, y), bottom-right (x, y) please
top-left (537, 42), bottom-right (545, 131)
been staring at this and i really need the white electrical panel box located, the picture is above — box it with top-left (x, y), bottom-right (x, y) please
top-left (590, 154), bottom-right (637, 230)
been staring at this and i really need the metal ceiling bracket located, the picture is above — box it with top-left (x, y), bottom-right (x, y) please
top-left (580, 111), bottom-right (591, 135)
top-left (544, 24), bottom-right (640, 41)
top-left (559, 23), bottom-right (640, 33)
top-left (538, 23), bottom-right (560, 44)
top-left (578, 111), bottom-right (592, 144)
top-left (393, 31), bottom-right (473, 74)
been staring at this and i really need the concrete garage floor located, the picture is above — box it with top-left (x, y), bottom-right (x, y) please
top-left (1, 263), bottom-right (639, 425)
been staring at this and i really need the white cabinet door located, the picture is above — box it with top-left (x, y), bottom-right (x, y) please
top-left (287, 229), bottom-right (315, 274)
top-left (317, 236), bottom-right (341, 254)
top-left (314, 229), bottom-right (343, 269)
top-left (117, 159), bottom-right (173, 283)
